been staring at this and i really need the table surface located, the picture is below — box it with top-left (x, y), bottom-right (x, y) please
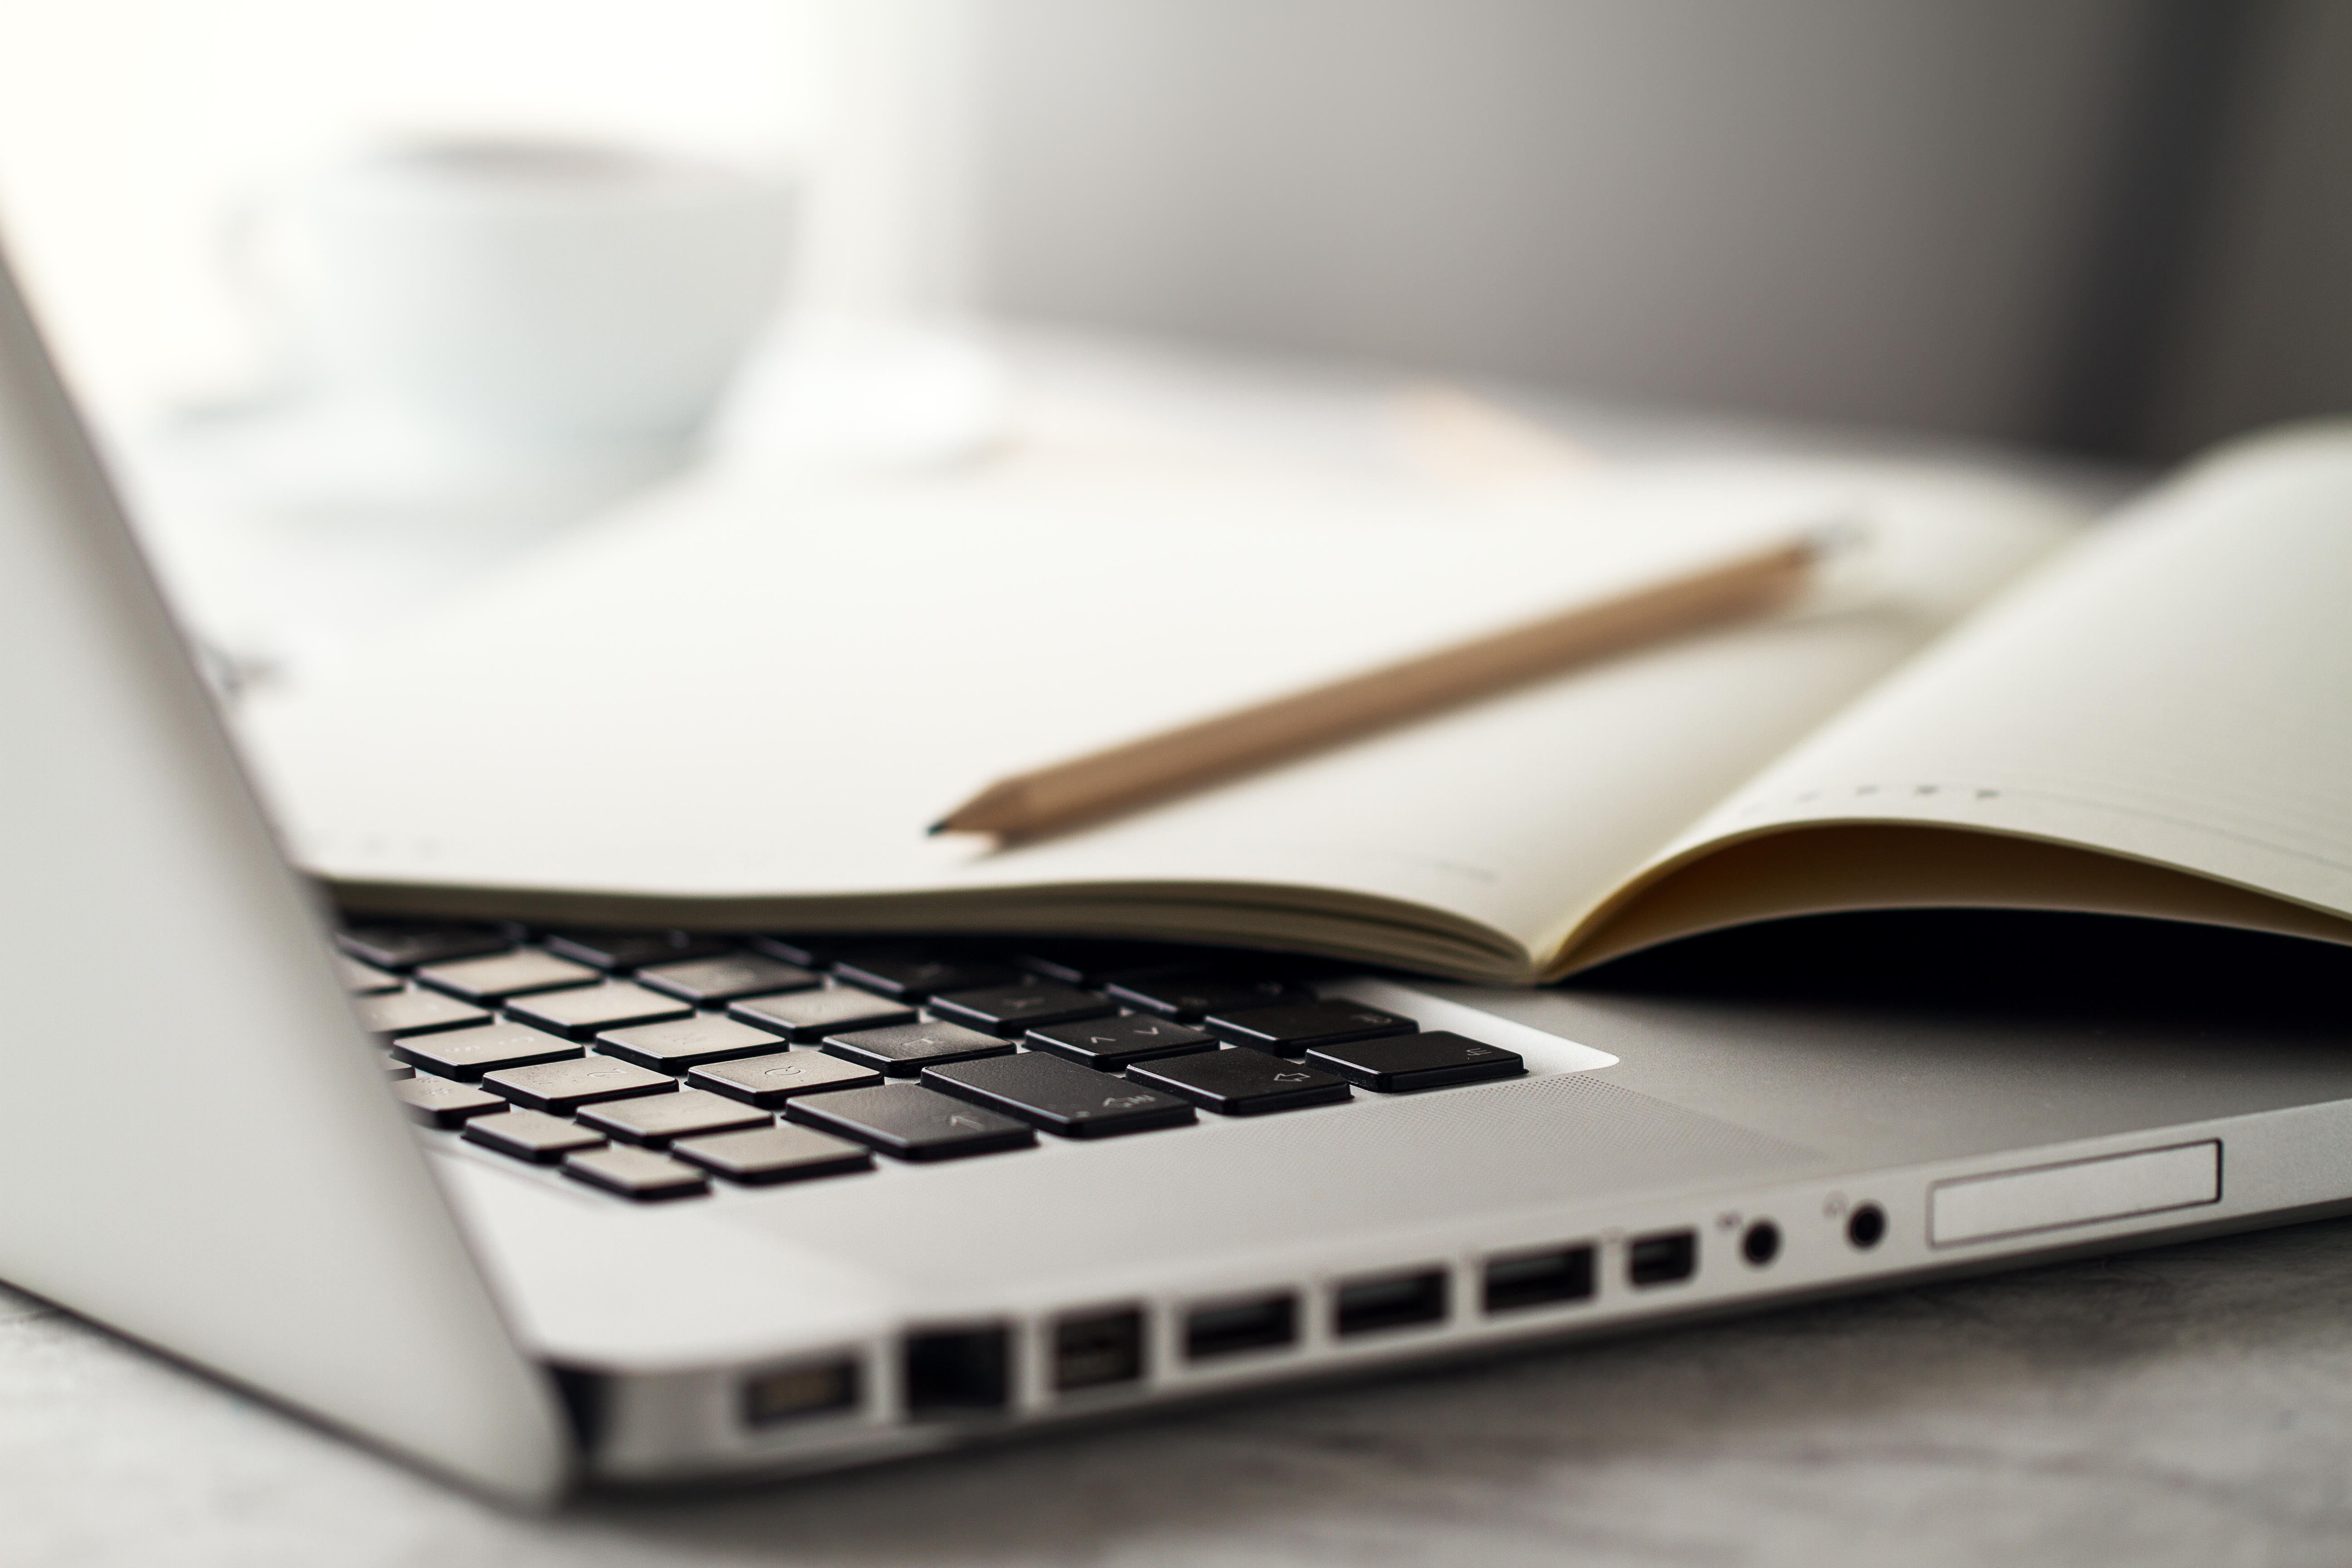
top-left (10, 1210), bottom-right (2352, 1567)
top-left (24, 329), bottom-right (2337, 1565)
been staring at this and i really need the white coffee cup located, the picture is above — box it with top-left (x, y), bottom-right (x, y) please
top-left (293, 138), bottom-right (794, 446)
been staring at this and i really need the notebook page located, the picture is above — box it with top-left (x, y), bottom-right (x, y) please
top-left (238, 455), bottom-right (2077, 977)
top-left (1578, 424), bottom-right (2352, 968)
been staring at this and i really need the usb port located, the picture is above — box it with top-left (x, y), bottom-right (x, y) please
top-left (1628, 1230), bottom-right (1697, 1287)
top-left (1482, 1244), bottom-right (1596, 1313)
top-left (1184, 1293), bottom-right (1298, 1362)
top-left (1054, 1308), bottom-right (1146, 1393)
top-left (1333, 1269), bottom-right (1449, 1337)
top-left (902, 1325), bottom-right (1011, 1413)
top-left (741, 1357), bottom-right (860, 1427)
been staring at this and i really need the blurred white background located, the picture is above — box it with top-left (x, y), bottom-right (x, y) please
top-left (0, 0), bottom-right (978, 426)
top-left (0, 0), bottom-right (2342, 461)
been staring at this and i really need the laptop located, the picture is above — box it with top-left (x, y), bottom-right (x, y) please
top-left (7, 240), bottom-right (2352, 1506)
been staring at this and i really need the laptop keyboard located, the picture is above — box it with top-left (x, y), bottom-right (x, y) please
top-left (338, 923), bottom-right (1529, 1203)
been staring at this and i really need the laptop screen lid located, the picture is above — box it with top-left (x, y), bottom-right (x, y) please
top-left (0, 247), bottom-right (571, 1503)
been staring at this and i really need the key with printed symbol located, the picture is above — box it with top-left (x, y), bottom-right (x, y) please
top-left (924, 981), bottom-right (1118, 1037)
top-left (483, 1055), bottom-right (677, 1112)
top-left (1024, 1014), bottom-right (1216, 1069)
top-left (634, 953), bottom-right (821, 1005)
top-left (576, 1088), bottom-right (770, 1147)
top-left (413, 948), bottom-right (602, 1004)
top-left (393, 1020), bottom-right (582, 1081)
top-left (1123, 1049), bottom-right (1353, 1115)
top-left (687, 1050), bottom-right (884, 1107)
top-left (595, 1014), bottom-right (792, 1073)
top-left (921, 1052), bottom-right (1196, 1138)
top-left (726, 987), bottom-right (916, 1042)
top-left (1201, 999), bottom-right (1416, 1056)
top-left (504, 981), bottom-right (693, 1041)
top-left (1303, 1030), bottom-right (1526, 1092)
top-left (821, 1020), bottom-right (1014, 1077)
top-left (1024, 1014), bottom-right (1217, 1069)
top-left (785, 1083), bottom-right (1036, 1161)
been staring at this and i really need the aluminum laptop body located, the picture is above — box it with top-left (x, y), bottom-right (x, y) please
top-left (6, 247), bottom-right (2352, 1504)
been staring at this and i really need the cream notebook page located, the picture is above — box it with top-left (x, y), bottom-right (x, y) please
top-left (1571, 425), bottom-right (2352, 970)
top-left (240, 455), bottom-right (2078, 977)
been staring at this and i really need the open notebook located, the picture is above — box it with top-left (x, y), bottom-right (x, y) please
top-left (237, 421), bottom-right (2352, 982)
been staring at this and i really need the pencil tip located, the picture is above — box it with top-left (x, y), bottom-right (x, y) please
top-left (926, 819), bottom-right (951, 836)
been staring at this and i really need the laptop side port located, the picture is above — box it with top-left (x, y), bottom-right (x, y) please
top-left (1053, 1307), bottom-right (1147, 1394)
top-left (1627, 1230), bottom-right (1697, 1287)
top-left (1184, 1293), bottom-right (1298, 1362)
top-left (741, 1357), bottom-right (862, 1428)
top-left (1482, 1244), bottom-right (1595, 1313)
top-left (1333, 1268), bottom-right (1449, 1337)
top-left (903, 1325), bottom-right (1011, 1414)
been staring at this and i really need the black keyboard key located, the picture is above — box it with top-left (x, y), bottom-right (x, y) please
top-left (785, 1083), bottom-right (1035, 1161)
top-left (671, 1123), bottom-right (873, 1185)
top-left (463, 1108), bottom-right (606, 1163)
top-left (564, 1146), bottom-right (710, 1201)
top-left (922, 1053), bottom-right (1196, 1138)
top-left (393, 1020), bottom-right (582, 1080)
top-left (1125, 1050), bottom-right (1352, 1115)
top-left (1025, 1014), bottom-right (1216, 1069)
top-left (504, 982), bottom-right (694, 1040)
top-left (354, 989), bottom-right (492, 1039)
top-left (577, 1088), bottom-right (769, 1147)
top-left (1305, 1030), bottom-right (1526, 1092)
top-left (483, 1055), bottom-right (677, 1112)
top-left (414, 948), bottom-right (603, 1003)
top-left (392, 1074), bottom-right (507, 1127)
top-left (336, 922), bottom-right (512, 972)
top-left (1103, 971), bottom-right (1311, 1021)
top-left (925, 982), bottom-right (1117, 1037)
top-left (635, 953), bottom-right (821, 1005)
top-left (742, 934), bottom-right (831, 968)
top-left (540, 928), bottom-right (733, 972)
top-left (594, 1014), bottom-right (787, 1072)
top-left (727, 987), bottom-right (917, 1042)
top-left (831, 948), bottom-right (1017, 1001)
top-left (1204, 999), bottom-right (1416, 1056)
top-left (822, 1021), bottom-right (1014, 1077)
top-left (1008, 941), bottom-right (1197, 986)
top-left (334, 954), bottom-right (403, 995)
top-left (687, 1050), bottom-right (883, 1107)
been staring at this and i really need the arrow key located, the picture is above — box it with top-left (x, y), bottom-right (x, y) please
top-left (921, 1051), bottom-right (1196, 1138)
top-left (1124, 1049), bottom-right (1353, 1116)
top-left (784, 1083), bottom-right (1036, 1161)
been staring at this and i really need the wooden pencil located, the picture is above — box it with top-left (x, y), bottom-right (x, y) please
top-left (931, 530), bottom-right (1833, 843)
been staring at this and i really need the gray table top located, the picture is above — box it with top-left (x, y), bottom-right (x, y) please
top-left (9, 1210), bottom-right (2351, 1566)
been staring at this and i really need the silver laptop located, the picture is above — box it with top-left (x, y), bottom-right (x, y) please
top-left (6, 243), bottom-right (2351, 1506)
